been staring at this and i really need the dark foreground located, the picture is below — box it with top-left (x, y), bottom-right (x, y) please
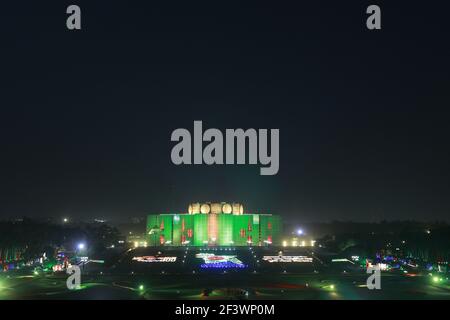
top-left (1, 272), bottom-right (449, 300)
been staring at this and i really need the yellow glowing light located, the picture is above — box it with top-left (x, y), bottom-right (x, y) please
top-left (282, 240), bottom-right (287, 247)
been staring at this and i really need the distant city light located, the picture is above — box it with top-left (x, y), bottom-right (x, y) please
top-left (296, 229), bottom-right (304, 235)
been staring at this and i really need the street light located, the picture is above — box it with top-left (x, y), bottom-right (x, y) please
top-left (63, 218), bottom-right (68, 223)
top-left (77, 243), bottom-right (85, 250)
top-left (296, 229), bottom-right (304, 236)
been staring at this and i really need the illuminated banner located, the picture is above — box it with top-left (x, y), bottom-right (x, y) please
top-left (132, 256), bottom-right (177, 263)
top-left (195, 253), bottom-right (246, 269)
top-left (262, 256), bottom-right (313, 263)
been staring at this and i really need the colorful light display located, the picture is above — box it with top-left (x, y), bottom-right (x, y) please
top-left (200, 261), bottom-right (247, 269)
top-left (132, 256), bottom-right (177, 263)
top-left (262, 256), bottom-right (313, 263)
top-left (196, 253), bottom-right (246, 269)
top-left (146, 203), bottom-right (282, 246)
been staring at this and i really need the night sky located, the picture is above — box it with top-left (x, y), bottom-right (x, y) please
top-left (1, 1), bottom-right (449, 222)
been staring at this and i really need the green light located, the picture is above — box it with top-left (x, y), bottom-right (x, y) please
top-left (330, 285), bottom-right (335, 290)
top-left (433, 276), bottom-right (439, 283)
top-left (33, 271), bottom-right (39, 276)
top-left (139, 285), bottom-right (144, 291)
top-left (147, 212), bottom-right (282, 246)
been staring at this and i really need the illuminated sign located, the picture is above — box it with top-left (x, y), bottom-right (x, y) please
top-left (262, 256), bottom-right (313, 263)
top-left (195, 253), bottom-right (246, 269)
top-left (332, 258), bottom-right (354, 264)
top-left (132, 256), bottom-right (177, 263)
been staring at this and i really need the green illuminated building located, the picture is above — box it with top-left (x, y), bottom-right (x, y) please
top-left (146, 202), bottom-right (282, 246)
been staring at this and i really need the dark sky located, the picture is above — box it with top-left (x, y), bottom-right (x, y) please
top-left (1, 1), bottom-right (449, 222)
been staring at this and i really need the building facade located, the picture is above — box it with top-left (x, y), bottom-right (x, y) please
top-left (146, 202), bottom-right (282, 246)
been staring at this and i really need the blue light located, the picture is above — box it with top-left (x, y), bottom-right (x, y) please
top-left (200, 261), bottom-right (247, 269)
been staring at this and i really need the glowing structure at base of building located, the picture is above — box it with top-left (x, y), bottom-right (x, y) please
top-left (146, 202), bottom-right (282, 246)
